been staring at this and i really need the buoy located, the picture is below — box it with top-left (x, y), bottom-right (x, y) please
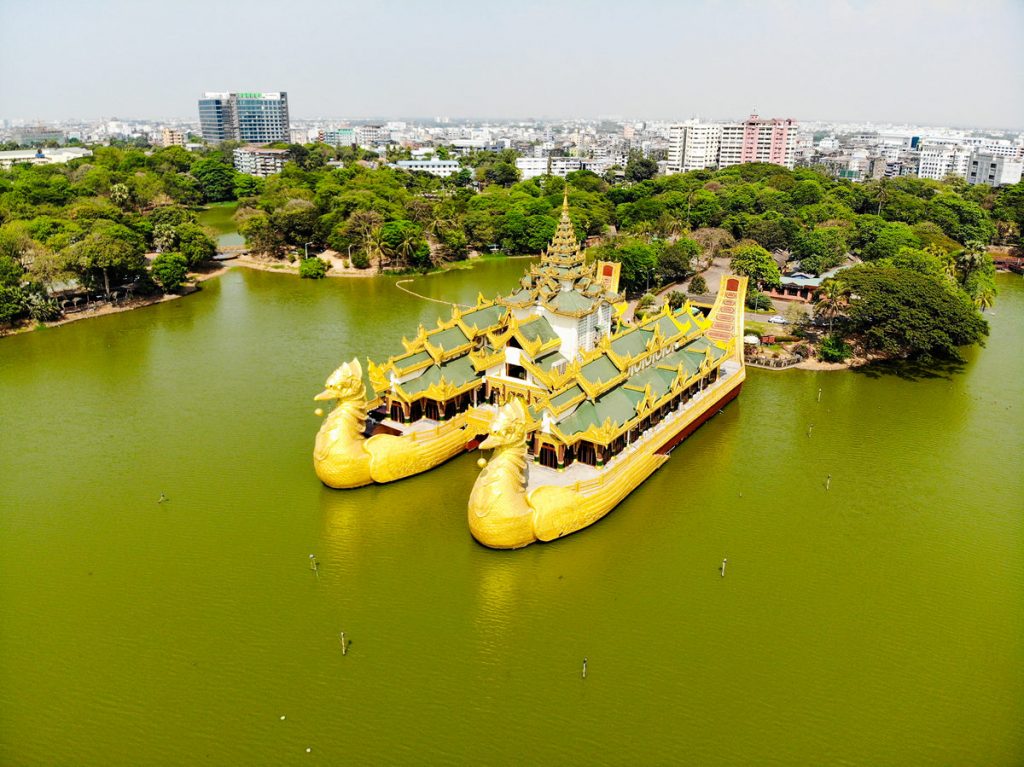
top-left (314, 408), bottom-right (324, 417)
top-left (306, 747), bottom-right (311, 753)
top-left (477, 457), bottom-right (487, 468)
top-left (280, 715), bottom-right (286, 721)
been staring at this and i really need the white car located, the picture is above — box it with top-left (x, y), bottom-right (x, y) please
top-left (768, 315), bottom-right (787, 324)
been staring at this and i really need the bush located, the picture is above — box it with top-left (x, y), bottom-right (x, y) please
top-left (818, 333), bottom-right (852, 362)
top-left (666, 290), bottom-right (686, 310)
top-left (350, 250), bottom-right (370, 269)
top-left (636, 292), bottom-right (657, 314)
top-left (688, 274), bottom-right (708, 295)
top-left (150, 253), bottom-right (189, 293)
top-left (299, 256), bottom-right (329, 279)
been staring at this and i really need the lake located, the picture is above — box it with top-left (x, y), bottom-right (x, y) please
top-left (1, 262), bottom-right (1021, 765)
top-left (197, 203), bottom-right (244, 248)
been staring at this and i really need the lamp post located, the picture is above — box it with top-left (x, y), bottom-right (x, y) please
top-left (304, 241), bottom-right (314, 260)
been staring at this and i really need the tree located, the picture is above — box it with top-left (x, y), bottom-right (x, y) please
top-left (666, 291), bottom-right (687, 310)
top-left (814, 279), bottom-right (850, 335)
top-left (63, 222), bottom-right (146, 296)
top-left (484, 162), bottom-right (519, 187)
top-left (176, 224), bottom-right (217, 267)
top-left (688, 274), bottom-right (708, 295)
top-left (729, 243), bottom-right (781, 289)
top-left (794, 226), bottom-right (849, 274)
top-left (657, 237), bottom-right (699, 283)
top-left (150, 253), bottom-right (189, 293)
top-left (238, 212), bottom-right (287, 258)
top-left (860, 222), bottom-right (921, 261)
top-left (955, 240), bottom-right (986, 285)
top-left (624, 150), bottom-right (658, 183)
top-left (191, 158), bottom-right (238, 203)
top-left (839, 265), bottom-right (988, 361)
top-left (109, 183), bottom-right (133, 210)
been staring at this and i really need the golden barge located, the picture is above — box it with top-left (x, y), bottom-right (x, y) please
top-left (313, 193), bottom-right (747, 547)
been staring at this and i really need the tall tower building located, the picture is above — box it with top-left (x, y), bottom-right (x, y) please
top-left (198, 92), bottom-right (290, 144)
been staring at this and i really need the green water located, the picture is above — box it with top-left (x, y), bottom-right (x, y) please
top-left (1, 263), bottom-right (1022, 765)
top-left (197, 203), bottom-right (243, 248)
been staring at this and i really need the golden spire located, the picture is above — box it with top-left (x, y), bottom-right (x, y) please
top-left (562, 185), bottom-right (569, 214)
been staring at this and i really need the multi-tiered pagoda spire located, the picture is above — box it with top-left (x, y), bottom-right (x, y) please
top-left (540, 189), bottom-right (586, 270)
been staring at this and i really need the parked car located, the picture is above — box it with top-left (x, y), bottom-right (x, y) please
top-left (768, 315), bottom-right (787, 324)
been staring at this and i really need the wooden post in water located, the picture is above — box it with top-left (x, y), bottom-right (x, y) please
top-left (721, 558), bottom-right (727, 577)
top-left (582, 657), bottom-right (587, 679)
top-left (309, 554), bottom-right (319, 579)
top-left (339, 632), bottom-right (347, 656)
top-left (817, 387), bottom-right (822, 402)
top-left (826, 474), bottom-right (832, 491)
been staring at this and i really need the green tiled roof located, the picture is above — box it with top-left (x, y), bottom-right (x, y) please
top-left (519, 316), bottom-right (559, 345)
top-left (460, 305), bottom-right (504, 331)
top-left (428, 325), bottom-right (471, 349)
top-left (401, 355), bottom-right (479, 396)
top-left (549, 290), bottom-right (594, 314)
top-left (624, 365), bottom-right (676, 398)
top-left (610, 328), bottom-right (652, 358)
top-left (557, 387), bottom-right (643, 435)
top-left (504, 288), bottom-right (534, 304)
top-left (392, 349), bottom-right (432, 369)
top-left (534, 349), bottom-right (567, 371)
top-left (580, 354), bottom-right (620, 385)
top-left (550, 384), bottom-right (584, 410)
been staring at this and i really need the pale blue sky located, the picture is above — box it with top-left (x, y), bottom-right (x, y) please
top-left (1, 0), bottom-right (1021, 128)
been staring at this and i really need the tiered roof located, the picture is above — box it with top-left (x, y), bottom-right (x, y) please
top-left (499, 190), bottom-right (621, 317)
top-left (363, 191), bottom-right (737, 447)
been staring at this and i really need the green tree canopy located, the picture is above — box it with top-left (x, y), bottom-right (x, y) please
top-left (729, 243), bottom-right (781, 289)
top-left (841, 265), bottom-right (988, 361)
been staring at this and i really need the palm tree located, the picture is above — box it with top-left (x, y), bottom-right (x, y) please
top-left (956, 241), bottom-right (987, 286)
top-left (365, 227), bottom-right (388, 274)
top-left (815, 279), bottom-right (850, 335)
top-left (974, 286), bottom-right (996, 312)
top-left (397, 229), bottom-right (420, 268)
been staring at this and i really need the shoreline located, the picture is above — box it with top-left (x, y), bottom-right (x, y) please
top-left (0, 266), bottom-right (228, 338)
top-left (0, 253), bottom-right (532, 338)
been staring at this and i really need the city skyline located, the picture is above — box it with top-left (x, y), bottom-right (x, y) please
top-left (1, 0), bottom-right (1022, 129)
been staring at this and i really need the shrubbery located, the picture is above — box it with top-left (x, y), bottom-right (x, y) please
top-left (819, 334), bottom-right (852, 362)
top-left (299, 256), bottom-right (329, 279)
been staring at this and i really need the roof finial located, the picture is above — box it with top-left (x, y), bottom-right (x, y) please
top-left (562, 185), bottom-right (569, 213)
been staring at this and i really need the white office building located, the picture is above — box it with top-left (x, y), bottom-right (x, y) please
top-left (392, 159), bottom-right (464, 178)
top-left (667, 121), bottom-right (722, 173)
top-left (918, 143), bottom-right (973, 180)
top-left (515, 156), bottom-right (582, 179)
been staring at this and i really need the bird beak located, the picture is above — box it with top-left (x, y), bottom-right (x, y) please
top-left (479, 435), bottom-right (498, 449)
top-left (314, 390), bottom-right (335, 401)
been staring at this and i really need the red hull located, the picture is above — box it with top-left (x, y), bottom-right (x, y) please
top-left (654, 381), bottom-right (742, 456)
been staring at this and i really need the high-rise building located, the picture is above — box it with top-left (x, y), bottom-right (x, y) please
top-left (667, 121), bottom-right (722, 173)
top-left (667, 114), bottom-right (796, 173)
top-left (719, 114), bottom-right (797, 169)
top-left (198, 92), bottom-right (290, 144)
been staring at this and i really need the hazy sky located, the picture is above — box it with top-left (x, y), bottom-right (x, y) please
top-left (2, 0), bottom-right (1022, 128)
